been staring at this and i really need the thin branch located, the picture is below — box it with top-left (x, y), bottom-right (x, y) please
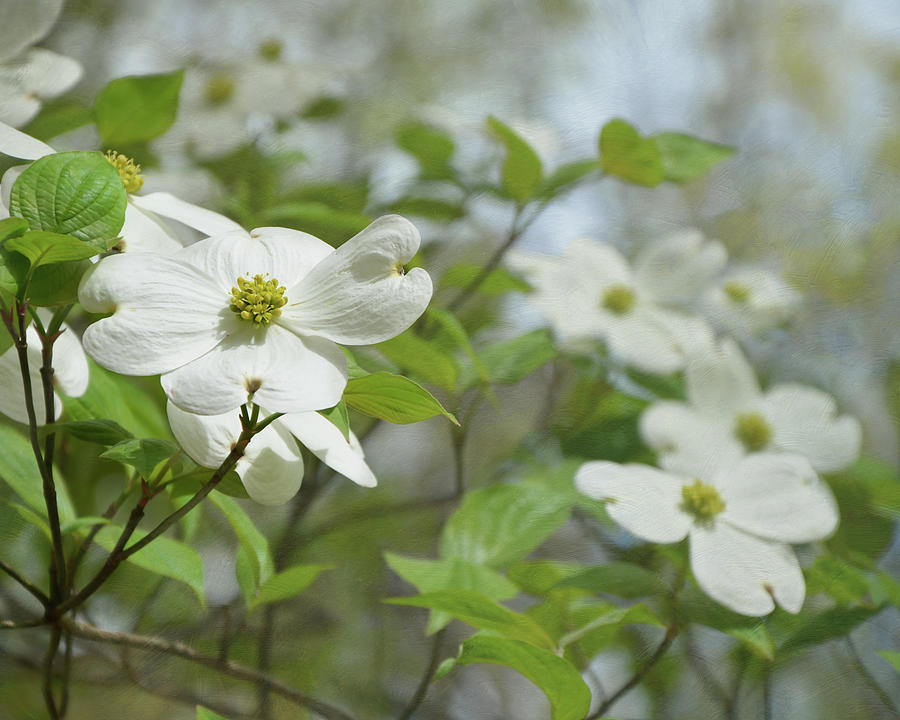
top-left (1, 617), bottom-right (47, 629)
top-left (0, 558), bottom-right (51, 608)
top-left (64, 619), bottom-right (359, 720)
top-left (397, 629), bottom-right (445, 720)
top-left (301, 495), bottom-right (458, 540)
top-left (587, 625), bottom-right (678, 720)
top-left (43, 623), bottom-right (62, 719)
top-left (763, 661), bottom-right (774, 720)
top-left (59, 629), bottom-right (73, 717)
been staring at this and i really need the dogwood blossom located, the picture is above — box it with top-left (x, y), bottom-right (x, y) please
top-left (0, 122), bottom-right (242, 253)
top-left (640, 338), bottom-right (861, 474)
top-left (79, 215), bottom-right (432, 416)
top-left (0, 315), bottom-right (88, 425)
top-left (700, 266), bottom-right (800, 336)
top-left (167, 401), bottom-right (375, 505)
top-left (0, 0), bottom-right (82, 127)
top-left (575, 453), bottom-right (839, 615)
top-left (506, 230), bottom-right (723, 374)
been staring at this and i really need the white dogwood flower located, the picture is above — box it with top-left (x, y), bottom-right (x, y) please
top-left (700, 266), bottom-right (800, 337)
top-left (79, 215), bottom-right (432, 416)
top-left (167, 401), bottom-right (375, 505)
top-left (575, 453), bottom-right (839, 615)
top-left (507, 230), bottom-right (723, 374)
top-left (0, 316), bottom-right (88, 425)
top-left (0, 122), bottom-right (242, 253)
top-left (0, 0), bottom-right (82, 127)
top-left (640, 338), bottom-right (861, 475)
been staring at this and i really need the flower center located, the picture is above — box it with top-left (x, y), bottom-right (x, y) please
top-left (724, 281), bottom-right (751, 304)
top-left (680, 479), bottom-right (725, 522)
top-left (105, 150), bottom-right (144, 193)
top-left (602, 284), bottom-right (636, 315)
top-left (229, 274), bottom-right (287, 325)
top-left (259, 38), bottom-right (283, 61)
top-left (734, 411), bottom-right (772, 452)
top-left (206, 73), bottom-right (235, 106)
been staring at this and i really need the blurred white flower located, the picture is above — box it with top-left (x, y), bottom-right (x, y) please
top-left (78, 215), bottom-right (433, 416)
top-left (0, 313), bottom-right (88, 425)
top-left (0, 0), bottom-right (82, 127)
top-left (640, 337), bottom-right (861, 474)
top-left (0, 122), bottom-right (242, 253)
top-left (507, 230), bottom-right (724, 374)
top-left (167, 401), bottom-right (375, 506)
top-left (700, 266), bottom-right (800, 336)
top-left (575, 453), bottom-right (839, 615)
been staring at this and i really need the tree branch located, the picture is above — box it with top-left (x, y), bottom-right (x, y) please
top-left (0, 558), bottom-right (51, 608)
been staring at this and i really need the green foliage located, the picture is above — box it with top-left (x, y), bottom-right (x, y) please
top-left (805, 556), bottom-right (872, 606)
top-left (556, 562), bottom-right (667, 598)
top-left (654, 132), bottom-right (735, 182)
top-left (318, 400), bottom-right (350, 441)
top-left (439, 484), bottom-right (572, 568)
top-left (440, 263), bottom-right (532, 296)
top-left (196, 706), bottom-right (231, 720)
top-left (344, 372), bottom-right (459, 425)
top-left (6, 230), bottom-right (100, 268)
top-left (537, 159), bottom-right (601, 198)
top-left (395, 123), bottom-right (456, 181)
top-left (47, 418), bottom-right (134, 446)
top-left (389, 196), bottom-right (465, 222)
top-left (93, 71), bottom-right (184, 146)
top-left (779, 606), bottom-right (884, 655)
top-left (249, 564), bottom-right (333, 611)
top-left (22, 100), bottom-right (93, 142)
top-left (487, 116), bottom-right (543, 204)
top-left (0, 217), bottom-right (29, 242)
top-left (9, 151), bottom-right (127, 251)
top-left (458, 329), bottom-right (557, 389)
top-left (599, 118), bottom-right (665, 187)
top-left (94, 524), bottom-right (205, 604)
top-left (878, 651), bottom-right (900, 673)
top-left (99, 438), bottom-right (179, 479)
top-left (454, 635), bottom-right (592, 720)
top-left (258, 202), bottom-right (371, 247)
top-left (680, 588), bottom-right (776, 661)
top-left (377, 330), bottom-right (459, 391)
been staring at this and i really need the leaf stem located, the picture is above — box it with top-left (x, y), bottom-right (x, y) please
top-left (0, 557), bottom-right (51, 608)
top-left (396, 629), bottom-right (445, 720)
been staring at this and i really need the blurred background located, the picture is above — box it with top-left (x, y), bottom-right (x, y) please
top-left (1, 0), bottom-right (898, 717)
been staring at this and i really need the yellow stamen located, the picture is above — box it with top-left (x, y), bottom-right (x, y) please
top-left (680, 479), bottom-right (725, 522)
top-left (104, 150), bottom-right (144, 193)
top-left (724, 281), bottom-right (751, 304)
top-left (602, 284), bottom-right (636, 315)
top-left (206, 74), bottom-right (235, 106)
top-left (259, 39), bottom-right (283, 62)
top-left (734, 411), bottom-right (772, 452)
top-left (229, 274), bottom-right (288, 326)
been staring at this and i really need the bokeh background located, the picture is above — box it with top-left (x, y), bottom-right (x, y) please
top-left (1, 0), bottom-right (898, 718)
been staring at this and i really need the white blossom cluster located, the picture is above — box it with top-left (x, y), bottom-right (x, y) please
top-left (511, 231), bottom-right (859, 616)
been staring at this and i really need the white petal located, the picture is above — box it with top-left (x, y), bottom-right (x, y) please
top-left (761, 384), bottom-right (862, 473)
top-left (634, 229), bottom-right (727, 304)
top-left (79, 253), bottom-right (236, 375)
top-left (167, 401), bottom-right (303, 505)
top-left (280, 215), bottom-right (432, 345)
top-left (639, 401), bottom-right (743, 479)
top-left (0, 92), bottom-right (41, 129)
top-left (685, 337), bottom-right (760, 418)
top-left (0, 121), bottom-right (53, 159)
top-left (0, 331), bottom-right (60, 425)
top-left (563, 238), bottom-right (633, 287)
top-left (716, 453), bottom-right (839, 544)
top-left (690, 522), bottom-right (806, 615)
top-left (8, 48), bottom-right (82, 99)
top-left (52, 322), bottom-right (89, 397)
top-left (280, 411), bottom-right (377, 487)
top-left (129, 192), bottom-right (244, 238)
top-left (701, 268), bottom-right (800, 336)
top-left (161, 324), bottom-right (347, 416)
top-left (0, 0), bottom-right (63, 62)
top-left (575, 461), bottom-right (691, 543)
top-left (119, 202), bottom-right (184, 255)
top-left (603, 306), bottom-right (711, 375)
top-left (175, 226), bottom-right (333, 293)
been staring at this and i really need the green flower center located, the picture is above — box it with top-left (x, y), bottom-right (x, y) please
top-left (734, 411), bottom-right (772, 452)
top-left (680, 480), bottom-right (725, 522)
top-left (206, 73), bottom-right (235, 106)
top-left (724, 281), bottom-right (751, 304)
top-left (259, 38), bottom-right (283, 61)
top-left (105, 150), bottom-right (144, 193)
top-left (602, 284), bottom-right (636, 315)
top-left (229, 274), bottom-right (287, 325)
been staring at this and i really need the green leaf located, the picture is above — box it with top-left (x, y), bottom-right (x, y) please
top-left (26, 259), bottom-right (92, 306)
top-left (377, 331), bottom-right (458, 391)
top-left (301, 95), bottom-right (345, 119)
top-left (344, 372), bottom-right (458, 425)
top-left (386, 589), bottom-right (555, 649)
top-left (434, 657), bottom-right (456, 682)
top-left (100, 438), bottom-right (179, 479)
top-left (487, 116), bottom-right (542, 204)
top-left (389, 197), bottom-right (464, 222)
top-left (207, 491), bottom-right (274, 598)
top-left (249, 564), bottom-right (333, 611)
top-left (94, 71), bottom-right (184, 146)
top-left (507, 560), bottom-right (585, 598)
top-left (599, 118), bottom-right (664, 187)
top-left (318, 400), bottom-right (350, 442)
top-left (47, 419), bottom-right (134, 446)
top-left (196, 706), bottom-right (231, 720)
top-left (559, 603), bottom-right (663, 648)
top-left (653, 132), bottom-right (734, 183)
top-left (878, 651), bottom-right (900, 673)
top-left (258, 202), bottom-right (371, 247)
top-left (780, 606), bottom-right (882, 654)
top-left (167, 461), bottom-right (248, 500)
top-left (385, 552), bottom-right (519, 633)
top-left (95, 524), bottom-right (205, 604)
top-left (680, 588), bottom-right (776, 661)
top-left (9, 151), bottom-right (127, 250)
top-left (0, 217), bottom-right (29, 242)
top-left (425, 307), bottom-right (489, 385)
top-left (395, 123), bottom-right (455, 180)
top-left (537, 159), bottom-right (601, 198)
top-left (4, 499), bottom-right (51, 539)
top-left (455, 635), bottom-right (592, 720)
top-left (805, 556), bottom-right (871, 605)
top-left (440, 484), bottom-right (572, 569)
top-left (440, 263), bottom-right (532, 296)
top-left (556, 562), bottom-right (667, 598)
top-left (6, 230), bottom-right (99, 268)
top-left (0, 424), bottom-right (75, 525)
top-left (22, 101), bottom-right (93, 142)
top-left (459, 329), bottom-right (557, 390)
top-left (60, 516), bottom-right (114, 534)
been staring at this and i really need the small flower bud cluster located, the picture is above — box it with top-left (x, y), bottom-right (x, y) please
top-left (601, 284), bottom-right (636, 315)
top-left (105, 150), bottom-right (144, 193)
top-left (230, 274), bottom-right (288, 325)
top-left (734, 411), bottom-right (772, 452)
top-left (680, 479), bottom-right (726, 522)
